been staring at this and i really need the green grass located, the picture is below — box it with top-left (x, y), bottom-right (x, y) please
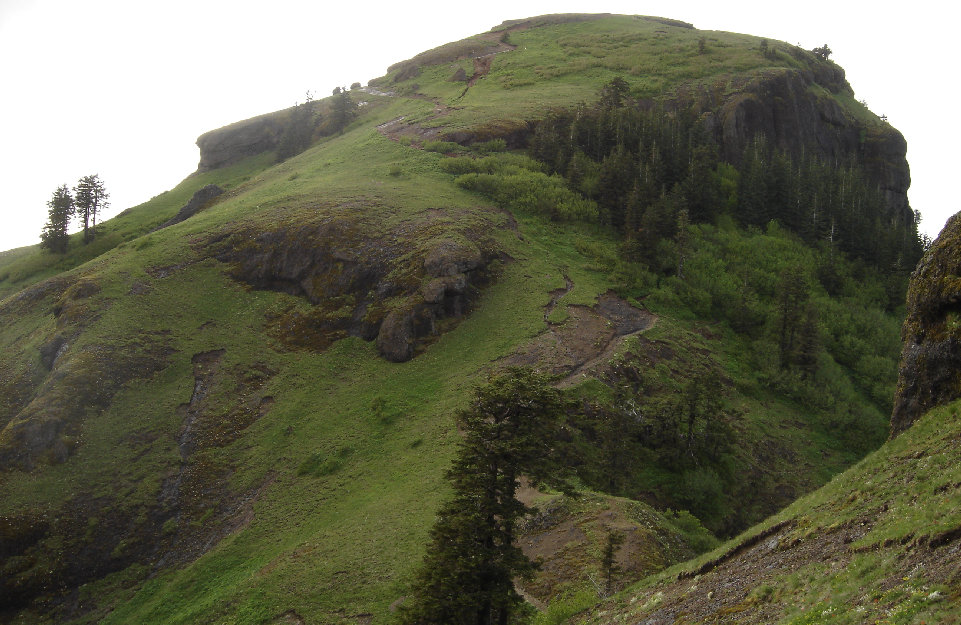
top-left (573, 399), bottom-right (961, 624)
top-left (0, 14), bottom-right (907, 625)
top-left (2, 99), bottom-right (631, 623)
top-left (376, 15), bottom-right (821, 136)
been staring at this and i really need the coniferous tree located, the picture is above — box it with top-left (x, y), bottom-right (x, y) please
top-left (73, 174), bottom-right (108, 244)
top-left (40, 184), bottom-right (73, 253)
top-left (401, 368), bottom-right (572, 625)
top-left (329, 87), bottom-right (357, 134)
top-left (276, 92), bottom-right (317, 161)
top-left (774, 266), bottom-right (810, 370)
top-left (600, 529), bottom-right (625, 596)
top-left (675, 208), bottom-right (691, 279)
top-left (795, 303), bottom-right (820, 378)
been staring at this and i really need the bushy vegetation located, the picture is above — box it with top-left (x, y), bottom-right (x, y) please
top-left (434, 80), bottom-right (910, 537)
top-left (440, 154), bottom-right (599, 221)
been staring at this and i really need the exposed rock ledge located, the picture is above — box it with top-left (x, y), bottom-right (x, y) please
top-left (210, 206), bottom-right (503, 362)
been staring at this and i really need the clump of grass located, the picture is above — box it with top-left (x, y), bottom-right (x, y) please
top-left (472, 138), bottom-right (508, 154)
top-left (297, 447), bottom-right (354, 477)
top-left (532, 589), bottom-right (597, 625)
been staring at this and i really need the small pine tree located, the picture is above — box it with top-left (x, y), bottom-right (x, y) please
top-left (40, 184), bottom-right (73, 253)
top-left (774, 266), bottom-right (810, 370)
top-left (330, 87), bottom-right (357, 134)
top-left (812, 44), bottom-right (832, 61)
top-left (675, 208), bottom-right (691, 279)
top-left (276, 92), bottom-right (317, 161)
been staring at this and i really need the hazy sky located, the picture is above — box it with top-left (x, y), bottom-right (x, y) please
top-left (0, 0), bottom-right (955, 253)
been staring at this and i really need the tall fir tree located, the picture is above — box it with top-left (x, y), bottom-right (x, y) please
top-left (400, 368), bottom-right (571, 625)
top-left (73, 174), bottom-right (108, 244)
top-left (276, 92), bottom-right (317, 161)
top-left (40, 184), bottom-right (73, 254)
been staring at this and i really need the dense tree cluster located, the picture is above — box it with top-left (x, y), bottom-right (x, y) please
top-left (40, 174), bottom-right (108, 252)
top-left (527, 79), bottom-right (925, 275)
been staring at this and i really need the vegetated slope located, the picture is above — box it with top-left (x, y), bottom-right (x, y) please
top-left (0, 13), bottom-right (920, 625)
top-left (566, 213), bottom-right (961, 625)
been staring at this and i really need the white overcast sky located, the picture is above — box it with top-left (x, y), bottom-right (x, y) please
top-left (0, 0), bottom-right (955, 253)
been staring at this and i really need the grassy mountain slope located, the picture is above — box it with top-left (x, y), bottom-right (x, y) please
top-left (566, 397), bottom-right (961, 625)
top-left (0, 14), bottom-right (921, 625)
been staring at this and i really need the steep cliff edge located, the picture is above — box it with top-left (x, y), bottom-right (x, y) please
top-left (697, 66), bottom-right (911, 220)
top-left (891, 211), bottom-right (961, 435)
top-left (195, 109), bottom-right (289, 172)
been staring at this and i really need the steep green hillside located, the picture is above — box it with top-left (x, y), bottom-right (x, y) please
top-left (565, 212), bottom-right (961, 623)
top-left (0, 14), bottom-right (926, 625)
top-left (565, 397), bottom-right (961, 624)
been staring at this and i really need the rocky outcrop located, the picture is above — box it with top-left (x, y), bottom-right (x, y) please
top-left (891, 212), bottom-right (961, 435)
top-left (0, 338), bottom-right (172, 471)
top-left (195, 110), bottom-right (288, 172)
top-left (688, 64), bottom-right (911, 222)
top-left (211, 209), bottom-right (501, 362)
top-left (155, 184), bottom-right (224, 229)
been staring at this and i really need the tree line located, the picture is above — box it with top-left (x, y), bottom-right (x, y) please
top-left (41, 174), bottom-right (109, 253)
top-left (527, 78), bottom-right (925, 276)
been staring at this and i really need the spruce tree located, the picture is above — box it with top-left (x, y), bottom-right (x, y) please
top-left (40, 184), bottom-right (73, 254)
top-left (400, 368), bottom-right (571, 625)
top-left (73, 174), bottom-right (108, 244)
top-left (276, 93), bottom-right (317, 161)
top-left (774, 266), bottom-right (810, 370)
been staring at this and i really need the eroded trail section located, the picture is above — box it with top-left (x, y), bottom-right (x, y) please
top-left (506, 284), bottom-right (655, 385)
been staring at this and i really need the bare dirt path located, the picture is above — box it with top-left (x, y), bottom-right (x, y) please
top-left (504, 278), bottom-right (656, 385)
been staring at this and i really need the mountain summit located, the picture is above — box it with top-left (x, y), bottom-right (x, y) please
top-left (1, 14), bottom-right (945, 625)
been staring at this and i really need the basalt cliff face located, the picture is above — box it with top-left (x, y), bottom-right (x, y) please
top-left (695, 66), bottom-right (911, 219)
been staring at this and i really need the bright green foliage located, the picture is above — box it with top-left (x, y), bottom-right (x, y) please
top-left (400, 368), bottom-right (572, 625)
top-left (445, 154), bottom-right (599, 222)
top-left (40, 184), bottom-right (73, 254)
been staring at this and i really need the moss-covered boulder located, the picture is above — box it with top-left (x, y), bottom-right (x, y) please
top-left (891, 212), bottom-right (961, 435)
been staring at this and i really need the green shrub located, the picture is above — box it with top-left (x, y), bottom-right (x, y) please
top-left (532, 590), bottom-right (597, 625)
top-left (422, 140), bottom-right (465, 154)
top-left (472, 138), bottom-right (508, 154)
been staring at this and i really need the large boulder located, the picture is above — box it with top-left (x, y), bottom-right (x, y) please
top-left (891, 211), bottom-right (961, 435)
